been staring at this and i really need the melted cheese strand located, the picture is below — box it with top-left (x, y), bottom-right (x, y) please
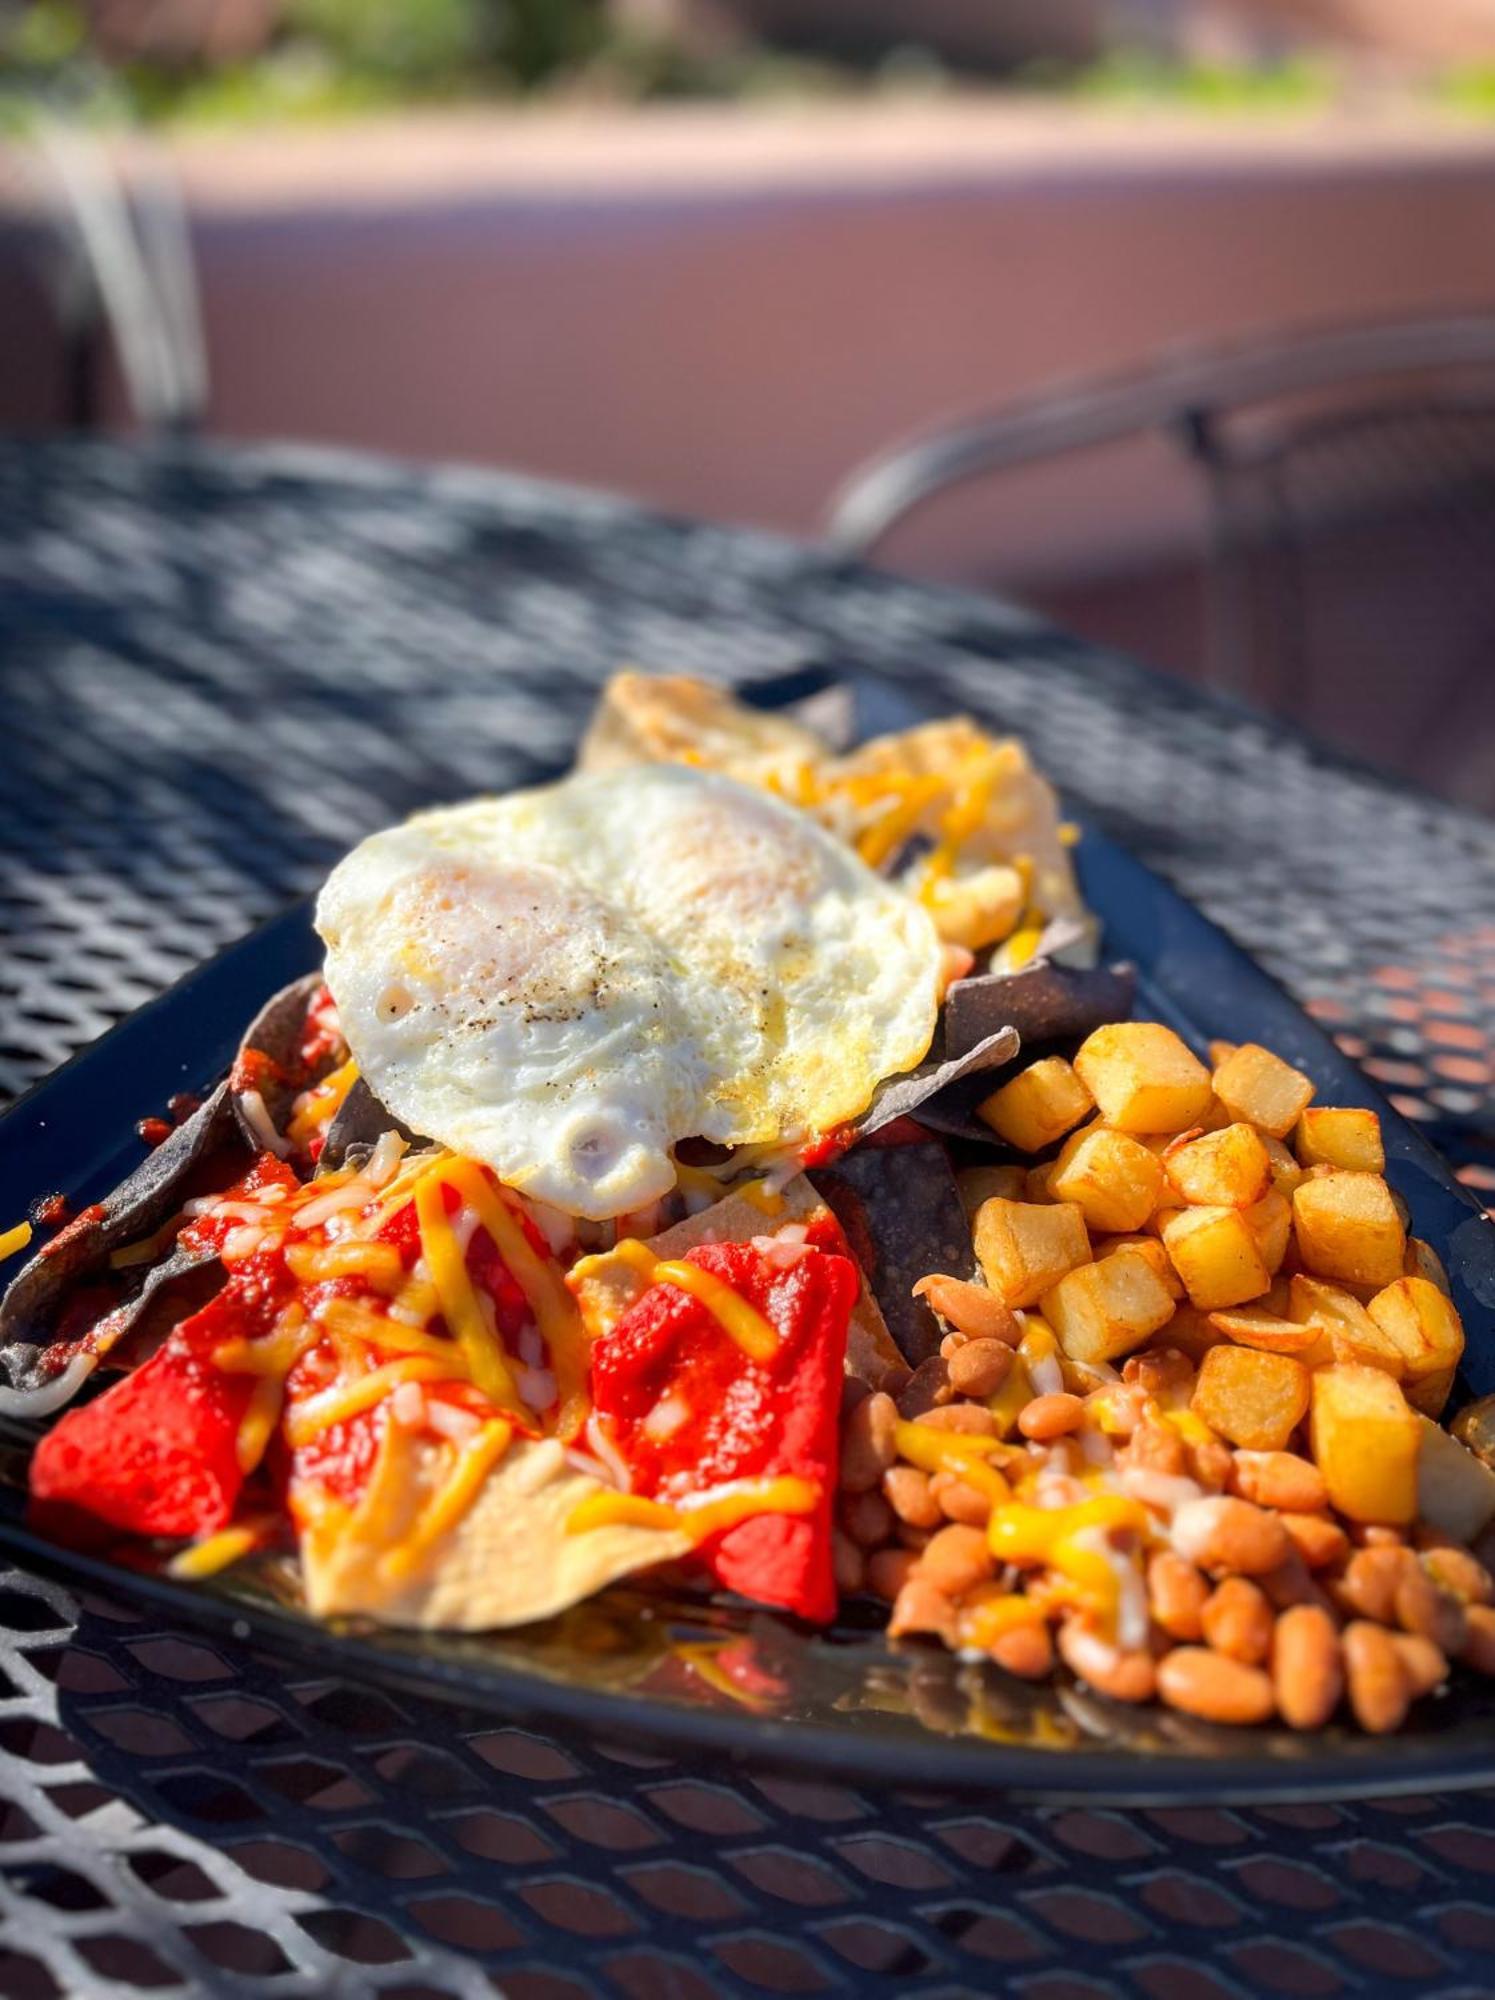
top-left (608, 1238), bottom-right (779, 1363)
top-left (166, 1517), bottom-right (275, 1581)
top-left (284, 1355), bottom-right (456, 1447)
top-left (379, 1419), bottom-right (515, 1584)
top-left (236, 1373), bottom-right (286, 1474)
top-left (0, 1220), bottom-right (33, 1264)
top-left (414, 1173), bottom-right (525, 1417)
top-left (567, 1474), bottom-right (818, 1542)
top-left (436, 1160), bottom-right (590, 1434)
top-left (287, 1056), bottom-right (360, 1142)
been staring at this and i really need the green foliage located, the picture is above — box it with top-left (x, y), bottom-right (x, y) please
top-left (1063, 47), bottom-right (1336, 115)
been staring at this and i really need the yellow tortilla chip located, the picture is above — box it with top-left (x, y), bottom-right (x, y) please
top-left (577, 670), bottom-right (824, 787)
top-left (297, 1429), bottom-right (689, 1631)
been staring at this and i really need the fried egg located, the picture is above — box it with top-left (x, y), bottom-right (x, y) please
top-left (315, 765), bottom-right (941, 1218)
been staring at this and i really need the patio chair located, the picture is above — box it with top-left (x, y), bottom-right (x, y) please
top-left (4, 96), bottom-right (206, 432)
top-left (826, 318), bottom-right (1495, 807)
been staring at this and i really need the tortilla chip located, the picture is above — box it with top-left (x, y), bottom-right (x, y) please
top-left (853, 1025), bottom-right (1019, 1143)
top-left (944, 960), bottom-right (1135, 1059)
top-left (569, 1175), bottom-right (904, 1391)
top-left (0, 1082), bottom-right (238, 1384)
top-left (578, 671), bottom-right (826, 786)
top-left (298, 1431), bottom-right (689, 1631)
top-left (811, 1139), bottom-right (975, 1366)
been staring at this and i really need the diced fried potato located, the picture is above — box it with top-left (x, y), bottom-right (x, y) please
top-left (1294, 1107), bottom-right (1385, 1174)
top-left (1164, 1122), bottom-right (1272, 1208)
top-left (974, 1198), bottom-right (1091, 1310)
top-left (1041, 1246), bottom-right (1177, 1366)
top-left (1310, 1363), bottom-right (1420, 1524)
top-left (1192, 1344), bottom-right (1310, 1452)
top-left (1212, 1042), bottom-right (1315, 1138)
top-left (1405, 1236), bottom-right (1452, 1297)
top-left (1162, 1205), bottom-right (1272, 1311)
top-left (1073, 1022), bottom-right (1214, 1134)
top-left (1206, 1306), bottom-right (1322, 1356)
top-left (1261, 1134), bottom-right (1305, 1201)
top-left (1367, 1277), bottom-right (1465, 1417)
top-left (1208, 1040), bottom-right (1238, 1069)
top-left (1417, 1416), bottom-right (1495, 1542)
top-left (956, 1164), bottom-right (1028, 1226)
top-left (1289, 1274), bottom-right (1400, 1376)
top-left (1291, 1170), bottom-right (1406, 1289)
top-left (1024, 1162), bottom-right (1057, 1204)
top-left (1049, 1126), bottom-right (1165, 1234)
top-left (977, 1056), bottom-right (1094, 1153)
top-left (1244, 1188), bottom-right (1292, 1276)
top-left (1094, 1233), bottom-right (1185, 1299)
top-left (1156, 1302), bottom-right (1228, 1363)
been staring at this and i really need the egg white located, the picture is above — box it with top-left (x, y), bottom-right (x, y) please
top-left (315, 765), bottom-right (940, 1218)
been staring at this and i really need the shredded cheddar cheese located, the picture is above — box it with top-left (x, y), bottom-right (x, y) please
top-left (0, 1220), bottom-right (33, 1264)
top-left (435, 1158), bottom-right (590, 1434)
top-left (286, 1056), bottom-right (360, 1143)
top-left (285, 1239), bottom-right (403, 1288)
top-left (566, 1474), bottom-right (818, 1542)
top-left (166, 1517), bottom-right (274, 1581)
top-left (987, 1495), bottom-right (1150, 1633)
top-left (415, 1172), bottom-right (525, 1417)
top-left (379, 1419), bottom-right (514, 1583)
top-left (284, 1355), bottom-right (457, 1447)
top-left (608, 1238), bottom-right (780, 1362)
top-left (893, 1420), bottom-right (1016, 1504)
top-left (236, 1373), bottom-right (287, 1474)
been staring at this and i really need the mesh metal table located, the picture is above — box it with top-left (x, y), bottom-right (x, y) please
top-left (1, 436), bottom-right (1493, 1999)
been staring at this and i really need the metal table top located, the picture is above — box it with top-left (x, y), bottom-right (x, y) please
top-left (0, 436), bottom-right (1492, 1999)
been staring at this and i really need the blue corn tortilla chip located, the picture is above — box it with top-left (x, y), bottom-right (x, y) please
top-left (812, 1135), bottom-right (976, 1366)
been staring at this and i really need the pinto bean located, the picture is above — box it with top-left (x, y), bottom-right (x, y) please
top-left (1392, 1632), bottom-right (1448, 1700)
top-left (1125, 1420), bottom-right (1187, 1478)
top-left (867, 1548), bottom-right (918, 1602)
top-left (888, 1577), bottom-right (956, 1641)
top-left (1422, 1544), bottom-right (1495, 1607)
top-left (840, 1489), bottom-right (894, 1550)
top-left (840, 1391), bottom-right (898, 1492)
top-left (913, 1275), bottom-right (1021, 1345)
top-left (1272, 1605), bottom-right (1342, 1730)
top-left (1334, 1545), bottom-right (1415, 1626)
top-left (1018, 1393), bottom-right (1085, 1442)
top-left (1343, 1620), bottom-right (1412, 1734)
top-left (930, 1471), bottom-right (994, 1528)
top-left (913, 1403), bottom-right (1000, 1436)
top-left (919, 1524), bottom-right (994, 1597)
top-left (832, 1531), bottom-right (866, 1597)
top-left (1460, 1603), bottom-right (1495, 1676)
top-left (1201, 1577), bottom-right (1274, 1666)
top-left (1395, 1565), bottom-right (1467, 1656)
top-left (882, 1465), bottom-right (943, 1530)
top-left (990, 1621), bottom-right (1054, 1680)
top-left (947, 1337), bottom-right (1015, 1398)
top-left (1281, 1512), bottom-right (1350, 1572)
top-left (1057, 1620), bottom-right (1157, 1704)
top-left (1171, 1496), bottom-right (1291, 1577)
top-left (1147, 1551), bottom-right (1210, 1642)
top-left (1185, 1437), bottom-right (1235, 1492)
top-left (896, 1357), bottom-right (954, 1419)
top-left (1231, 1450), bottom-right (1327, 1514)
top-left (1157, 1647), bottom-right (1276, 1726)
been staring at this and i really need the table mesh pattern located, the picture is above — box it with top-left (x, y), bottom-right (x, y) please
top-left (0, 438), bottom-right (1493, 1998)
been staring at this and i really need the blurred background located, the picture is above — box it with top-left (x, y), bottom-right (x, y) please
top-left (3, 0), bottom-right (1495, 807)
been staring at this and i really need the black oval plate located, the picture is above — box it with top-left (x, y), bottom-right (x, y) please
top-left (1, 672), bottom-right (1492, 1805)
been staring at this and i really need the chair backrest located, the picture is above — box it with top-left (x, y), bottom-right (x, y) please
top-left (826, 319), bottom-right (1495, 805)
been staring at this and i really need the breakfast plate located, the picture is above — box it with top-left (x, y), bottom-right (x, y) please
top-left (0, 668), bottom-right (1491, 1804)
